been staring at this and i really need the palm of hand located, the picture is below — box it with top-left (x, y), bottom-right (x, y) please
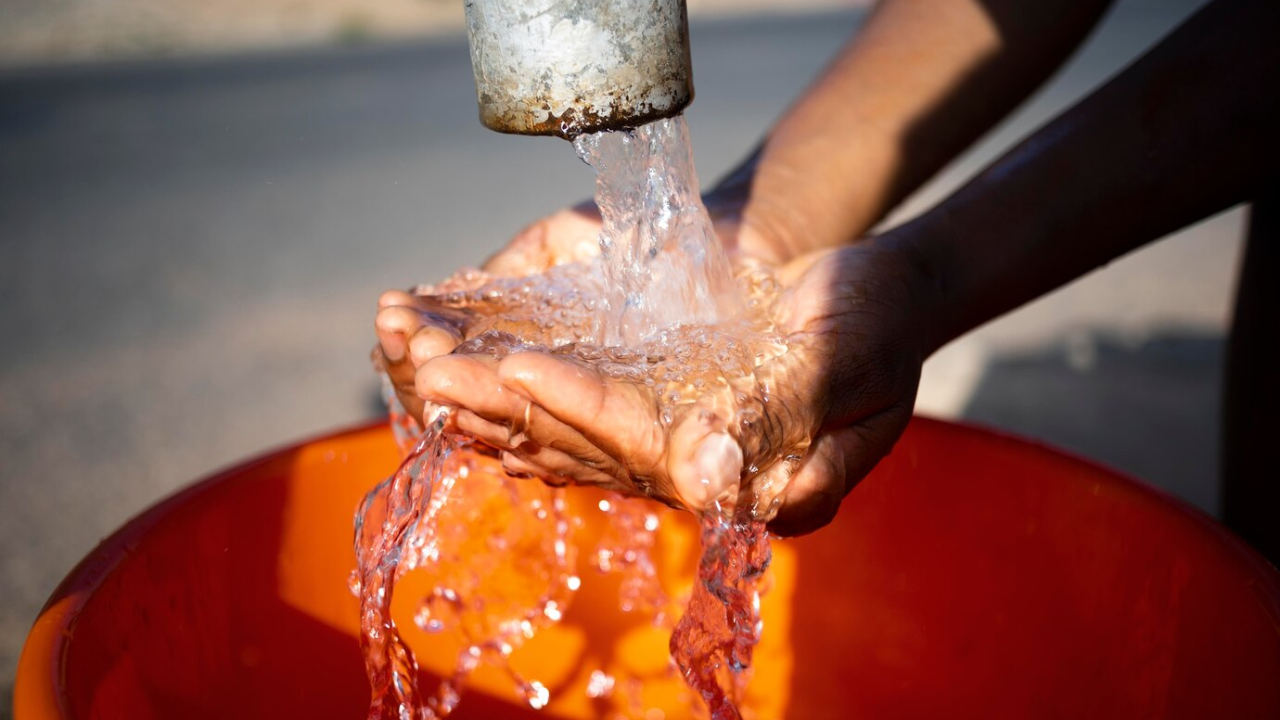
top-left (411, 245), bottom-right (923, 534)
top-left (375, 204), bottom-right (925, 534)
top-left (374, 207), bottom-right (602, 422)
top-left (375, 205), bottom-right (774, 425)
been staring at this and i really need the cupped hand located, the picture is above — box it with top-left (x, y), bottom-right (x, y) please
top-left (374, 206), bottom-right (603, 422)
top-left (374, 201), bottom-right (789, 426)
top-left (411, 242), bottom-right (933, 535)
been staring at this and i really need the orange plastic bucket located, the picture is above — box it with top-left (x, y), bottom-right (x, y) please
top-left (15, 418), bottom-right (1280, 719)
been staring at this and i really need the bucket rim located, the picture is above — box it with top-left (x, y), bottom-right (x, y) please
top-left (14, 415), bottom-right (1280, 719)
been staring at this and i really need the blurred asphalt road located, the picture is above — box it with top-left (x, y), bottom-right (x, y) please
top-left (0, 0), bottom-right (1237, 710)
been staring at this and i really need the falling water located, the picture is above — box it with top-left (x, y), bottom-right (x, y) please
top-left (354, 116), bottom-right (806, 720)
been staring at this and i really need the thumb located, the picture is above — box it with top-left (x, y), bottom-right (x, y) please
top-left (667, 408), bottom-right (744, 512)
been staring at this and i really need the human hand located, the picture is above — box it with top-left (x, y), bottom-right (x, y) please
top-left (373, 198), bottom-right (794, 427)
top-left (374, 206), bottom-right (604, 424)
top-left (414, 242), bottom-right (932, 535)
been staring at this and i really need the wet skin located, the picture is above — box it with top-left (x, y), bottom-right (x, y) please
top-left (375, 207), bottom-right (926, 535)
top-left (377, 0), bottom-right (1280, 535)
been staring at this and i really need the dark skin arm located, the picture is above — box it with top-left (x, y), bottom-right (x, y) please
top-left (417, 0), bottom-right (1279, 535)
top-left (777, 0), bottom-right (1280, 533)
top-left (895, 0), bottom-right (1280, 355)
top-left (706, 0), bottom-right (1115, 261)
top-left (379, 0), bottom-right (1116, 434)
top-left (762, 0), bottom-right (1280, 531)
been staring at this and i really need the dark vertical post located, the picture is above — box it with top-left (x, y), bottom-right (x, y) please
top-left (1223, 181), bottom-right (1280, 565)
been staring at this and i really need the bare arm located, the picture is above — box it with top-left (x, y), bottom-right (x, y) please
top-left (884, 0), bottom-right (1280, 354)
top-left (707, 0), bottom-right (1115, 262)
top-left (378, 0), bottom-right (1118, 420)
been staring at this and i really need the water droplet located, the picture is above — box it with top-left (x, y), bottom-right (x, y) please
top-left (525, 681), bottom-right (550, 709)
top-left (544, 601), bottom-right (562, 622)
top-left (586, 670), bottom-right (616, 699)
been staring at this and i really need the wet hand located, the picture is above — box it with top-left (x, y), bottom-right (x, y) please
top-left (374, 207), bottom-right (603, 423)
top-left (374, 201), bottom-right (791, 427)
top-left (415, 243), bottom-right (932, 535)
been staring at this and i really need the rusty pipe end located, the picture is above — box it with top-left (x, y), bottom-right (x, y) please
top-left (465, 0), bottom-right (694, 139)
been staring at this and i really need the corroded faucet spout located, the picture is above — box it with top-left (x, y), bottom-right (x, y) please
top-left (464, 0), bottom-right (694, 139)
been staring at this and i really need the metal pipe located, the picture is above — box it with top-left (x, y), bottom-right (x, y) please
top-left (464, 0), bottom-right (694, 139)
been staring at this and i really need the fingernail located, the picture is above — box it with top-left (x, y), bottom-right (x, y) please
top-left (679, 431), bottom-right (743, 511)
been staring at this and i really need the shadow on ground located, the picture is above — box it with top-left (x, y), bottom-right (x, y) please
top-left (957, 328), bottom-right (1224, 517)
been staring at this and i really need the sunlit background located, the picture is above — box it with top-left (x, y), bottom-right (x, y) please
top-left (0, 0), bottom-right (1234, 713)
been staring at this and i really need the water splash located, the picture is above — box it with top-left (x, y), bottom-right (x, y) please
top-left (670, 507), bottom-right (772, 720)
top-left (353, 408), bottom-right (578, 719)
top-left (572, 116), bottom-right (742, 346)
top-left (356, 116), bottom-right (806, 719)
top-left (593, 495), bottom-right (668, 619)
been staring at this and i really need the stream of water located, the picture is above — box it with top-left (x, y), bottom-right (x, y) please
top-left (353, 116), bottom-right (805, 720)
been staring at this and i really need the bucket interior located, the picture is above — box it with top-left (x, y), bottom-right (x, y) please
top-left (17, 418), bottom-right (1280, 719)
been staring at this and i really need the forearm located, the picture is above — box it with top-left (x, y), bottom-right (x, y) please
top-left (707, 0), bottom-right (1113, 261)
top-left (890, 0), bottom-right (1280, 355)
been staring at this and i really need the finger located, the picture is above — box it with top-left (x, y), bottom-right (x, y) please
top-left (420, 352), bottom-right (604, 464)
top-left (375, 304), bottom-right (426, 366)
top-left (497, 352), bottom-right (662, 473)
top-left (416, 354), bottom-right (506, 411)
top-left (503, 445), bottom-right (624, 488)
top-left (666, 407), bottom-right (743, 512)
top-left (375, 303), bottom-right (437, 422)
top-left (763, 431), bottom-right (848, 537)
top-left (372, 344), bottom-right (425, 424)
top-left (767, 405), bottom-right (911, 537)
top-left (378, 289), bottom-right (425, 311)
top-left (407, 324), bottom-right (463, 366)
top-left (499, 452), bottom-right (572, 488)
top-left (435, 353), bottom-right (624, 475)
top-left (453, 409), bottom-right (517, 450)
top-left (377, 292), bottom-right (469, 362)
